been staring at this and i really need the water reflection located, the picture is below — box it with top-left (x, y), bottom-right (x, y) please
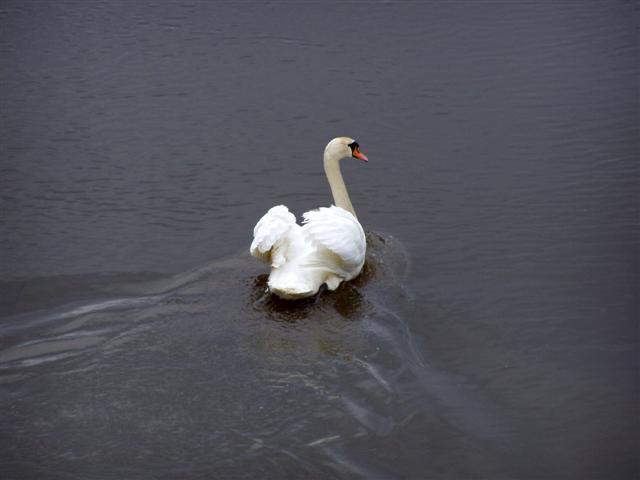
top-left (0, 231), bottom-right (577, 478)
top-left (251, 273), bottom-right (368, 323)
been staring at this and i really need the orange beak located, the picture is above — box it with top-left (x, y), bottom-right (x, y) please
top-left (352, 147), bottom-right (368, 162)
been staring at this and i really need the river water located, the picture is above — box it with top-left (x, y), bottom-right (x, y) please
top-left (1, 1), bottom-right (638, 478)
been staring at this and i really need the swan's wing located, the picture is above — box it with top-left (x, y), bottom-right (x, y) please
top-left (250, 205), bottom-right (297, 267)
top-left (301, 206), bottom-right (366, 275)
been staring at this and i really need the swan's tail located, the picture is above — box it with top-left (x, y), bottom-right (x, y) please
top-left (267, 264), bottom-right (326, 300)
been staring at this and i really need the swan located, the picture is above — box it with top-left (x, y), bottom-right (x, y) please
top-left (250, 137), bottom-right (368, 299)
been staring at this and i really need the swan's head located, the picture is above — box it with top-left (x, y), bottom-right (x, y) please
top-left (324, 137), bottom-right (368, 163)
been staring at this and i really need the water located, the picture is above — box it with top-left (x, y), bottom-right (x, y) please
top-left (1, 1), bottom-right (638, 478)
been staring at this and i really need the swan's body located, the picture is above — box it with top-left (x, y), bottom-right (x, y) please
top-left (251, 137), bottom-right (368, 299)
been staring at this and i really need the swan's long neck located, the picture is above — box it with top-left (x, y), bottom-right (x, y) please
top-left (324, 152), bottom-right (356, 218)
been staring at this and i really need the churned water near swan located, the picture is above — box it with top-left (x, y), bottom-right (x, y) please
top-left (1, 1), bottom-right (638, 479)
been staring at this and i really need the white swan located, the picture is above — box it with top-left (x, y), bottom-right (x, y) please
top-left (250, 137), bottom-right (368, 299)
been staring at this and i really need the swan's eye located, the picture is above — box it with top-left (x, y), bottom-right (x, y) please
top-left (349, 141), bottom-right (368, 162)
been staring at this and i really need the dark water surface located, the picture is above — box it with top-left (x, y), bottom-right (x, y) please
top-left (1, 1), bottom-right (638, 478)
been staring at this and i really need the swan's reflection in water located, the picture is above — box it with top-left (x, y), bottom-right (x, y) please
top-left (249, 233), bottom-right (400, 324)
top-left (251, 273), bottom-right (368, 323)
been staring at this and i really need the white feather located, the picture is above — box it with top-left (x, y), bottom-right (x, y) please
top-left (250, 205), bottom-right (366, 299)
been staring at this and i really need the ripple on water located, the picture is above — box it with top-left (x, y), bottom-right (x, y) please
top-left (0, 233), bottom-right (528, 477)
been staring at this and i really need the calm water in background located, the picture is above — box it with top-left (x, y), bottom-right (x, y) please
top-left (1, 1), bottom-right (638, 478)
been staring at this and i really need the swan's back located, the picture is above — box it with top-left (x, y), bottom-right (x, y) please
top-left (251, 205), bottom-right (366, 299)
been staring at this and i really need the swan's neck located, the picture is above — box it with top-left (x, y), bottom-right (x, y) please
top-left (324, 153), bottom-right (356, 218)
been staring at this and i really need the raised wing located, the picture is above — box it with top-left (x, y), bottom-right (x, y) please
top-left (301, 206), bottom-right (366, 275)
top-left (250, 205), bottom-right (297, 267)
